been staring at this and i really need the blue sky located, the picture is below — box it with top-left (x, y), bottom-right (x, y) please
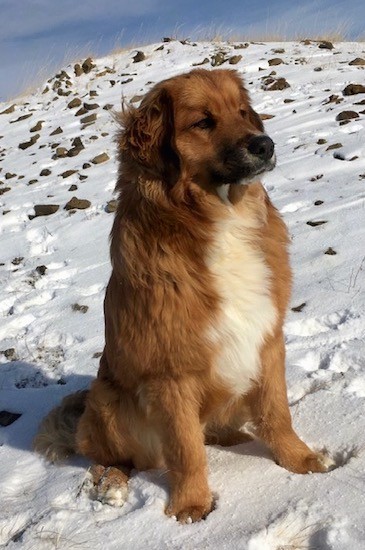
top-left (0, 0), bottom-right (364, 101)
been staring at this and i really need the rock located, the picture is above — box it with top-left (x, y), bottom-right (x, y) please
top-left (5, 172), bottom-right (16, 179)
top-left (60, 170), bottom-right (77, 179)
top-left (349, 58), bottom-right (365, 66)
top-left (103, 104), bottom-right (114, 111)
top-left (36, 265), bottom-right (47, 275)
top-left (192, 58), bottom-right (210, 66)
top-left (68, 184), bottom-right (78, 191)
top-left (79, 174), bottom-right (88, 181)
top-left (34, 204), bottom-right (59, 217)
top-left (65, 197), bottom-right (91, 210)
top-left (343, 84), bottom-right (365, 96)
top-left (336, 111), bottom-right (359, 121)
top-left (72, 303), bottom-right (89, 313)
top-left (50, 127), bottom-right (63, 136)
top-left (268, 58), bottom-right (284, 66)
top-left (318, 40), bottom-right (334, 49)
top-left (306, 220), bottom-right (328, 227)
top-left (75, 107), bottom-right (88, 116)
top-left (229, 55), bottom-right (242, 65)
top-left (74, 63), bottom-right (83, 77)
top-left (211, 52), bottom-right (227, 66)
top-left (83, 102), bottom-right (99, 110)
top-left (326, 143), bottom-right (343, 150)
top-left (83, 163), bottom-right (91, 169)
top-left (314, 200), bottom-right (324, 206)
top-left (67, 98), bottom-right (82, 109)
top-left (325, 247), bottom-right (337, 255)
top-left (0, 104), bottom-right (16, 115)
top-left (106, 199), bottom-right (118, 213)
top-left (265, 78), bottom-right (290, 91)
top-left (0, 187), bottom-right (11, 196)
top-left (80, 113), bottom-right (97, 125)
top-left (54, 147), bottom-right (68, 158)
top-left (317, 139), bottom-right (327, 145)
top-left (40, 169), bottom-right (52, 176)
top-left (291, 302), bottom-right (306, 312)
top-left (18, 134), bottom-right (40, 150)
top-left (91, 152), bottom-right (109, 164)
top-left (0, 411), bottom-right (22, 427)
top-left (30, 121), bottom-right (43, 132)
top-left (272, 48), bottom-right (285, 54)
top-left (82, 57), bottom-right (95, 73)
top-left (28, 179), bottom-right (38, 185)
top-left (10, 113), bottom-right (33, 124)
top-left (133, 51), bottom-right (145, 63)
top-left (67, 147), bottom-right (82, 157)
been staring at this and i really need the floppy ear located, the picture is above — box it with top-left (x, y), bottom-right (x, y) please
top-left (119, 86), bottom-right (179, 180)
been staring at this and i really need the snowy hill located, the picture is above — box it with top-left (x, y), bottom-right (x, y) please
top-left (0, 39), bottom-right (365, 549)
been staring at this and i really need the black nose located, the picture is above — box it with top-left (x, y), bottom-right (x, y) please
top-left (247, 135), bottom-right (275, 161)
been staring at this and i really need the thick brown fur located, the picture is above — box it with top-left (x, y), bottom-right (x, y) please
top-left (34, 69), bottom-right (333, 522)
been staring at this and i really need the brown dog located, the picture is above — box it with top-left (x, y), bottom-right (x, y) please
top-left (34, 68), bottom-right (334, 522)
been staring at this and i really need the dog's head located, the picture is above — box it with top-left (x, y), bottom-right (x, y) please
top-left (119, 69), bottom-right (275, 188)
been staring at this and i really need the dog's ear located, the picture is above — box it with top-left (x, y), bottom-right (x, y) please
top-left (119, 86), bottom-right (179, 180)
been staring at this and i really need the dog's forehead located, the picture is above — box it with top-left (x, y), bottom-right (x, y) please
top-left (169, 70), bottom-right (244, 111)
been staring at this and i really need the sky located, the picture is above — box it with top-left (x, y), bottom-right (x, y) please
top-left (0, 0), bottom-right (364, 101)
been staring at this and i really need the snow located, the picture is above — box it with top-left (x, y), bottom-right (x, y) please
top-left (1, 39), bottom-right (365, 548)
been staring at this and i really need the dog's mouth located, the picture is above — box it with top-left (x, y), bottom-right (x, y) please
top-left (209, 146), bottom-right (276, 186)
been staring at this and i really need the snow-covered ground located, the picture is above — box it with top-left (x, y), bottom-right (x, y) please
top-left (1, 39), bottom-right (365, 549)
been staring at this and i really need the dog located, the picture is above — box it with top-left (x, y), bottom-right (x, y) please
top-left (34, 68), bottom-right (334, 523)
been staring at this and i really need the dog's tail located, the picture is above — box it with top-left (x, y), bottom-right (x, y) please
top-left (33, 390), bottom-right (88, 462)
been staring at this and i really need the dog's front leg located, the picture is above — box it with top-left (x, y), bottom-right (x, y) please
top-left (149, 377), bottom-right (213, 523)
top-left (248, 331), bottom-right (334, 473)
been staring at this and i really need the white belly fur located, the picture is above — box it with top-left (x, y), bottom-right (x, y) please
top-left (208, 199), bottom-right (277, 396)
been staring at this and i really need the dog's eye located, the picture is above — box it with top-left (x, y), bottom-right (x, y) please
top-left (240, 109), bottom-right (247, 118)
top-left (192, 117), bottom-right (215, 130)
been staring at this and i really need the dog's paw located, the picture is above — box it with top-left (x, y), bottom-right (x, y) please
top-left (302, 452), bottom-right (336, 474)
top-left (166, 493), bottom-right (214, 523)
top-left (88, 465), bottom-right (129, 507)
top-left (278, 451), bottom-right (335, 474)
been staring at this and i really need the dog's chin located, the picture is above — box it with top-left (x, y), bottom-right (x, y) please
top-left (211, 153), bottom-right (276, 187)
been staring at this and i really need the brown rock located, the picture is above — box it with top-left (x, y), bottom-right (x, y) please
top-left (133, 51), bottom-right (145, 63)
top-left (54, 147), bottom-right (68, 158)
top-left (34, 204), bottom-right (59, 217)
top-left (336, 111), bottom-right (359, 121)
top-left (60, 170), bottom-right (77, 179)
top-left (91, 152), bottom-right (109, 164)
top-left (106, 199), bottom-right (118, 213)
top-left (266, 78), bottom-right (290, 91)
top-left (0, 104), bottom-right (16, 115)
top-left (50, 127), bottom-right (63, 136)
top-left (318, 40), bottom-right (334, 49)
top-left (75, 107), bottom-right (88, 116)
top-left (82, 57), bottom-right (95, 73)
top-left (349, 58), bottom-right (365, 66)
top-left (18, 134), bottom-right (40, 150)
top-left (268, 58), bottom-right (284, 66)
top-left (40, 169), bottom-right (51, 176)
top-left (343, 84), bottom-right (365, 96)
top-left (65, 197), bottom-right (91, 210)
top-left (0, 187), bottom-right (11, 196)
top-left (306, 220), bottom-right (328, 227)
top-left (325, 247), bottom-right (337, 255)
top-left (229, 55), bottom-right (242, 65)
top-left (10, 113), bottom-right (33, 123)
top-left (80, 113), bottom-right (97, 124)
top-left (30, 121), bottom-right (43, 132)
top-left (83, 102), bottom-right (99, 110)
top-left (74, 63), bottom-right (83, 77)
top-left (326, 143), bottom-right (343, 150)
top-left (211, 52), bottom-right (227, 66)
top-left (67, 98), bottom-right (82, 109)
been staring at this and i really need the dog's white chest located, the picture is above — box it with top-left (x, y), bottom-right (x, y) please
top-left (207, 210), bottom-right (277, 395)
